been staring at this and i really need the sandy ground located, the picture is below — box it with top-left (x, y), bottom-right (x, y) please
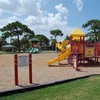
top-left (0, 51), bottom-right (100, 92)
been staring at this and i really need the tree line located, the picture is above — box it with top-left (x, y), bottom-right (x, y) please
top-left (0, 21), bottom-right (63, 52)
top-left (0, 19), bottom-right (100, 52)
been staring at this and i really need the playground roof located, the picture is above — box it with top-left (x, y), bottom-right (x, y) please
top-left (30, 38), bottom-right (39, 42)
top-left (2, 45), bottom-right (15, 48)
top-left (70, 28), bottom-right (85, 37)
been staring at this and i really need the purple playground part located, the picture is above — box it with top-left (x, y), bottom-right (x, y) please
top-left (67, 34), bottom-right (100, 71)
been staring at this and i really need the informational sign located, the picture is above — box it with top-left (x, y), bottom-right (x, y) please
top-left (18, 55), bottom-right (29, 67)
top-left (85, 47), bottom-right (94, 57)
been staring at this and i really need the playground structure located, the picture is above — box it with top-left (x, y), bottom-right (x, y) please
top-left (48, 28), bottom-right (100, 70)
top-left (29, 38), bottom-right (40, 54)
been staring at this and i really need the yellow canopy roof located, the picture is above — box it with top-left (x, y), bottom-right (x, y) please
top-left (70, 28), bottom-right (85, 37)
top-left (72, 37), bottom-right (83, 41)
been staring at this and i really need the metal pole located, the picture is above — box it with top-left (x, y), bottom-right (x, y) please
top-left (14, 54), bottom-right (18, 85)
top-left (29, 54), bottom-right (32, 84)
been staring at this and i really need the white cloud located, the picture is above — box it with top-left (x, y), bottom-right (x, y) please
top-left (22, 3), bottom-right (70, 40)
top-left (0, 9), bottom-right (3, 15)
top-left (0, 0), bottom-right (10, 4)
top-left (0, 16), bottom-right (20, 27)
top-left (73, 0), bottom-right (83, 11)
top-left (17, 0), bottom-right (44, 16)
top-left (0, 0), bottom-right (18, 14)
top-left (0, 0), bottom-right (44, 16)
top-left (55, 4), bottom-right (69, 15)
top-left (0, 1), bottom-right (73, 41)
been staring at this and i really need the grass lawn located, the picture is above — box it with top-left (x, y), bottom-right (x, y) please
top-left (0, 51), bottom-right (27, 55)
top-left (0, 51), bottom-right (15, 54)
top-left (1, 76), bottom-right (100, 100)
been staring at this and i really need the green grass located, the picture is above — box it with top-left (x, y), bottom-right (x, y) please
top-left (0, 51), bottom-right (15, 54)
top-left (0, 51), bottom-right (27, 55)
top-left (1, 76), bottom-right (100, 100)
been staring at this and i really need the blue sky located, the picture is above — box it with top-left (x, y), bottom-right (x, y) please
top-left (0, 0), bottom-right (100, 42)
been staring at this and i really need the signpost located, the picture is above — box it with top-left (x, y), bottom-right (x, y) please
top-left (14, 54), bottom-right (32, 85)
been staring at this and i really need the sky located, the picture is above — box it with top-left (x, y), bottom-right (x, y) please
top-left (0, 0), bottom-right (100, 42)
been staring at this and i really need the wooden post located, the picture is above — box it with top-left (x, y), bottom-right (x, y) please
top-left (29, 54), bottom-right (32, 84)
top-left (14, 54), bottom-right (18, 85)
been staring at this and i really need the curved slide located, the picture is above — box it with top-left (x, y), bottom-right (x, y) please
top-left (56, 42), bottom-right (67, 57)
top-left (48, 44), bottom-right (71, 65)
top-left (56, 43), bottom-right (66, 55)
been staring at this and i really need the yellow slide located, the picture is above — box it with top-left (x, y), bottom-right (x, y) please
top-left (48, 44), bottom-right (71, 65)
top-left (56, 43), bottom-right (66, 56)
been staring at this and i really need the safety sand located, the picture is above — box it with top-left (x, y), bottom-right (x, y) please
top-left (0, 51), bottom-right (100, 92)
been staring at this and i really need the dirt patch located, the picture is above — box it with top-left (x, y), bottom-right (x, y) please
top-left (0, 52), bottom-right (100, 92)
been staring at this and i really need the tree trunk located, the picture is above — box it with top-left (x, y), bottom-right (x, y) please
top-left (26, 39), bottom-right (29, 50)
top-left (17, 34), bottom-right (20, 52)
top-left (54, 36), bottom-right (57, 52)
top-left (94, 31), bottom-right (98, 41)
top-left (10, 36), bottom-right (12, 45)
top-left (55, 36), bottom-right (57, 42)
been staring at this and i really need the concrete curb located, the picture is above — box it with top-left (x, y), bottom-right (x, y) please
top-left (0, 74), bottom-right (100, 97)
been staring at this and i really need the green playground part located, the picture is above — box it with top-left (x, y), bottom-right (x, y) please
top-left (29, 48), bottom-right (39, 54)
